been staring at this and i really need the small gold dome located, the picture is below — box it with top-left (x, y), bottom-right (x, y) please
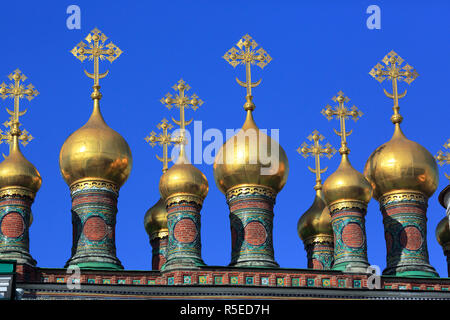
top-left (323, 154), bottom-right (372, 205)
top-left (438, 185), bottom-right (450, 209)
top-left (59, 101), bottom-right (132, 187)
top-left (297, 189), bottom-right (333, 243)
top-left (159, 155), bottom-right (208, 200)
top-left (213, 110), bottom-right (289, 194)
top-left (364, 125), bottom-right (438, 200)
top-left (0, 141), bottom-right (41, 193)
top-left (436, 216), bottom-right (450, 247)
top-left (144, 198), bottom-right (168, 239)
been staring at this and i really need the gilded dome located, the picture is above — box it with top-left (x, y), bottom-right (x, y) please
top-left (297, 189), bottom-right (333, 243)
top-left (0, 140), bottom-right (41, 194)
top-left (364, 124), bottom-right (438, 200)
top-left (438, 185), bottom-right (450, 209)
top-left (144, 198), bottom-right (168, 239)
top-left (436, 216), bottom-right (450, 247)
top-left (213, 110), bottom-right (289, 194)
top-left (159, 154), bottom-right (208, 200)
top-left (323, 154), bottom-right (372, 205)
top-left (59, 100), bottom-right (132, 187)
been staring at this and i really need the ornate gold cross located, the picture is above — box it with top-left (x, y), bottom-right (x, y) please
top-left (145, 118), bottom-right (183, 173)
top-left (0, 117), bottom-right (34, 148)
top-left (435, 139), bottom-right (450, 180)
top-left (223, 34), bottom-right (271, 111)
top-left (321, 91), bottom-right (363, 155)
top-left (70, 28), bottom-right (122, 87)
top-left (298, 130), bottom-right (336, 190)
top-left (0, 69), bottom-right (37, 151)
top-left (160, 79), bottom-right (203, 133)
top-left (369, 50), bottom-right (418, 124)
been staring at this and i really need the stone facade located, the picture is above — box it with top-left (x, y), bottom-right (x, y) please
top-left (12, 263), bottom-right (450, 300)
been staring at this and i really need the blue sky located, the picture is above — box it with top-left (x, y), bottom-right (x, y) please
top-left (1, 0), bottom-right (450, 276)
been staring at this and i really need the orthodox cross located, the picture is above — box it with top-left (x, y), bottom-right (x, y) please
top-left (0, 69), bottom-right (37, 152)
top-left (70, 28), bottom-right (122, 88)
top-left (298, 130), bottom-right (336, 190)
top-left (321, 91), bottom-right (363, 155)
top-left (435, 139), bottom-right (450, 180)
top-left (160, 79), bottom-right (203, 132)
top-left (145, 118), bottom-right (183, 173)
top-left (223, 34), bottom-right (272, 111)
top-left (369, 50), bottom-right (418, 125)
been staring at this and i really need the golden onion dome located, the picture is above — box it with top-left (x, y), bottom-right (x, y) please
top-left (436, 216), bottom-right (450, 247)
top-left (213, 110), bottom-right (289, 194)
top-left (438, 185), bottom-right (450, 209)
top-left (323, 154), bottom-right (372, 205)
top-left (364, 124), bottom-right (438, 200)
top-left (297, 188), bottom-right (333, 243)
top-left (0, 139), bottom-right (41, 194)
top-left (159, 154), bottom-right (208, 200)
top-left (59, 99), bottom-right (132, 187)
top-left (144, 198), bottom-right (168, 239)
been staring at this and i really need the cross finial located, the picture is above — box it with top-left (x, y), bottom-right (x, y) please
top-left (160, 79), bottom-right (204, 158)
top-left (160, 79), bottom-right (203, 131)
top-left (0, 117), bottom-right (34, 149)
top-left (70, 28), bottom-right (122, 95)
top-left (435, 138), bottom-right (450, 180)
top-left (223, 34), bottom-right (272, 111)
top-left (369, 50), bottom-right (418, 125)
top-left (298, 130), bottom-right (336, 190)
top-left (0, 69), bottom-right (38, 153)
top-left (321, 91), bottom-right (363, 155)
top-left (145, 118), bottom-right (183, 173)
